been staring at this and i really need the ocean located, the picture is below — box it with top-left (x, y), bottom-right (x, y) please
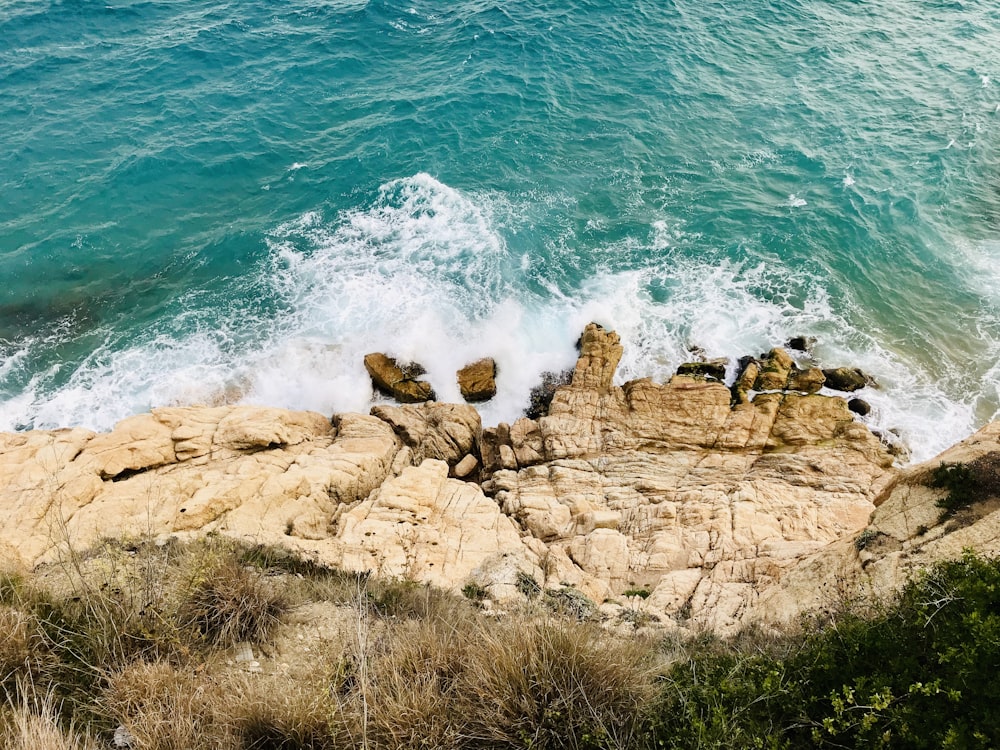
top-left (1, 0), bottom-right (998, 463)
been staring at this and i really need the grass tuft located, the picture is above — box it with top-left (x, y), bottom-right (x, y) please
top-left (99, 661), bottom-right (232, 750)
top-left (176, 556), bottom-right (288, 647)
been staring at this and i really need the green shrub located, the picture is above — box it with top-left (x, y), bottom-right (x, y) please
top-left (461, 582), bottom-right (487, 602)
top-left (930, 456), bottom-right (1000, 520)
top-left (931, 462), bottom-right (977, 517)
top-left (854, 528), bottom-right (879, 551)
top-left (652, 551), bottom-right (1000, 749)
top-left (516, 571), bottom-right (541, 599)
top-left (623, 588), bottom-right (651, 599)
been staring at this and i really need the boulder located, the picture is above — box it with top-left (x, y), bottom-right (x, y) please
top-left (457, 358), bottom-right (497, 402)
top-left (753, 348), bottom-right (795, 391)
top-left (452, 454), bottom-right (479, 478)
top-left (364, 353), bottom-right (435, 403)
top-left (786, 336), bottom-right (816, 352)
top-left (822, 366), bottom-right (874, 392)
top-left (676, 358), bottom-right (727, 381)
top-left (848, 398), bottom-right (871, 416)
top-left (787, 367), bottom-right (825, 393)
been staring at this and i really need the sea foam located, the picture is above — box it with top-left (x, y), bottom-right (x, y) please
top-left (0, 174), bottom-right (994, 464)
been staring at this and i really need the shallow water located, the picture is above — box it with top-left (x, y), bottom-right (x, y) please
top-left (2, 0), bottom-right (999, 462)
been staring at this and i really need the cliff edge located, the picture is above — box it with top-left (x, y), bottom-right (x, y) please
top-left (2, 324), bottom-right (997, 633)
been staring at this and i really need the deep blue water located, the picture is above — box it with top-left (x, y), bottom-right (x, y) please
top-left (2, 0), bottom-right (999, 461)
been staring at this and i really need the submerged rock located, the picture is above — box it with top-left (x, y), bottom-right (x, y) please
top-left (364, 353), bottom-right (435, 403)
top-left (457, 358), bottom-right (497, 403)
top-left (786, 335), bottom-right (816, 352)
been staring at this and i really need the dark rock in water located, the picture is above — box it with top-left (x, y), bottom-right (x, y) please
top-left (848, 398), bottom-right (871, 417)
top-left (676, 358), bottom-right (727, 381)
top-left (736, 354), bottom-right (755, 373)
top-left (786, 336), bottom-right (816, 352)
top-left (822, 367), bottom-right (875, 392)
top-left (787, 367), bottom-right (825, 393)
top-left (872, 429), bottom-right (910, 460)
top-left (457, 358), bottom-right (497, 403)
top-left (754, 348), bottom-right (794, 391)
top-left (526, 369), bottom-right (573, 419)
top-left (364, 353), bottom-right (436, 403)
top-left (686, 343), bottom-right (707, 360)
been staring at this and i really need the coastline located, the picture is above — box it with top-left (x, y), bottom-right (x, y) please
top-left (3, 323), bottom-right (997, 635)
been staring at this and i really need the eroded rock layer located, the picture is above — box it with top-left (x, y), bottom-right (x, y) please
top-left (3, 323), bottom-right (997, 633)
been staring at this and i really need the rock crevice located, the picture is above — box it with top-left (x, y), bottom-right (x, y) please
top-left (3, 323), bottom-right (996, 634)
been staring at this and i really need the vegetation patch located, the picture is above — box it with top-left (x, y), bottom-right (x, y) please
top-left (2, 537), bottom-right (999, 749)
top-left (543, 586), bottom-right (599, 621)
top-left (653, 551), bottom-right (1000, 748)
top-left (854, 528), bottom-right (879, 551)
top-left (516, 571), bottom-right (542, 599)
top-left (623, 588), bottom-right (651, 599)
top-left (461, 582), bottom-right (488, 602)
top-left (930, 456), bottom-right (1000, 520)
top-left (177, 556), bottom-right (288, 647)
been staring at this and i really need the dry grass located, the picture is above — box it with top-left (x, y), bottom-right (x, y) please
top-left (0, 605), bottom-right (46, 700)
top-left (341, 614), bottom-right (477, 749)
top-left (460, 621), bottom-right (659, 750)
top-left (0, 537), bottom-right (669, 750)
top-left (1, 689), bottom-right (100, 750)
top-left (322, 602), bottom-right (660, 750)
top-left (176, 556), bottom-right (288, 647)
top-left (224, 669), bottom-right (341, 750)
top-left (98, 661), bottom-right (234, 750)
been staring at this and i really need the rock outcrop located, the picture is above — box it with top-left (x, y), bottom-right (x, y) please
top-left (675, 359), bottom-right (727, 381)
top-left (457, 358), bottom-right (497, 403)
top-left (753, 421), bottom-right (1000, 625)
top-left (479, 324), bottom-right (894, 630)
top-left (822, 366), bottom-right (875, 392)
top-left (364, 353), bottom-right (435, 403)
top-left (2, 323), bottom-right (995, 634)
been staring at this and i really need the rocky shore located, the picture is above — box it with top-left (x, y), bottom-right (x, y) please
top-left (2, 323), bottom-right (998, 633)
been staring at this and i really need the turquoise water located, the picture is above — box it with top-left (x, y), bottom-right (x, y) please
top-left (2, 0), bottom-right (999, 461)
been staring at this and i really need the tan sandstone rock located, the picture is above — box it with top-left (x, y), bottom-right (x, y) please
top-left (752, 421), bottom-right (1000, 627)
top-left (486, 324), bottom-right (894, 632)
top-left (364, 353), bottom-right (435, 403)
top-left (370, 402), bottom-right (480, 467)
top-left (457, 358), bottom-right (497, 403)
top-left (330, 459), bottom-right (536, 590)
top-left (6, 323), bottom-right (974, 636)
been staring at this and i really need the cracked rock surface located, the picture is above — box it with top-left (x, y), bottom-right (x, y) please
top-left (3, 324), bottom-right (999, 633)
